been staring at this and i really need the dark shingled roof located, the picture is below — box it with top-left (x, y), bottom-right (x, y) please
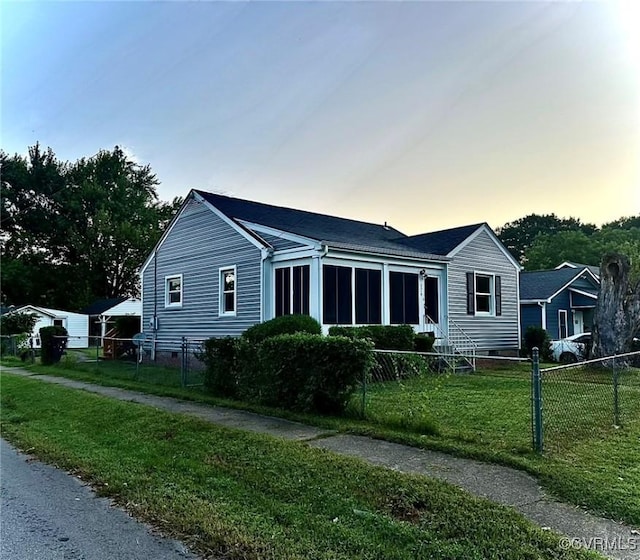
top-left (395, 223), bottom-right (485, 256)
top-left (195, 190), bottom-right (450, 260)
top-left (520, 268), bottom-right (591, 301)
top-left (80, 297), bottom-right (127, 316)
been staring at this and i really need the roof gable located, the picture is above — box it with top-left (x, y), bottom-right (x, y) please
top-left (520, 267), bottom-right (599, 302)
top-left (395, 224), bottom-right (484, 255)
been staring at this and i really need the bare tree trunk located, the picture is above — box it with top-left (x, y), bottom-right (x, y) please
top-left (592, 253), bottom-right (640, 358)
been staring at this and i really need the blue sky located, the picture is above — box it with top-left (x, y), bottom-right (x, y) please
top-left (2, 1), bottom-right (638, 233)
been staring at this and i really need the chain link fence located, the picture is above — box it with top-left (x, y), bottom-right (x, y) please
top-left (0, 334), bottom-right (30, 358)
top-left (535, 351), bottom-right (640, 454)
top-left (38, 335), bottom-right (206, 389)
top-left (355, 350), bottom-right (533, 451)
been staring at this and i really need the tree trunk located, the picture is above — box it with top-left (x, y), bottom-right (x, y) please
top-left (592, 253), bottom-right (640, 358)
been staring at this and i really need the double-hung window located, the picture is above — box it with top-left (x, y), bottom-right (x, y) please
top-left (466, 272), bottom-right (502, 316)
top-left (220, 267), bottom-right (236, 316)
top-left (165, 275), bottom-right (183, 308)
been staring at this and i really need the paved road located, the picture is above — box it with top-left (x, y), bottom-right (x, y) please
top-left (0, 438), bottom-right (198, 560)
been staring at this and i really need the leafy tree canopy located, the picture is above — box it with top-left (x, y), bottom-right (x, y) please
top-left (497, 213), bottom-right (640, 277)
top-left (1, 144), bottom-right (182, 310)
top-left (496, 214), bottom-right (597, 266)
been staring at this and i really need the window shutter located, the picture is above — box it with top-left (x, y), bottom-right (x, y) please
top-left (495, 275), bottom-right (502, 316)
top-left (466, 272), bottom-right (475, 315)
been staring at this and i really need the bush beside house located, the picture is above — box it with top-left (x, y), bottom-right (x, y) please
top-left (242, 314), bottom-right (322, 343)
top-left (328, 325), bottom-right (430, 351)
top-left (522, 326), bottom-right (552, 361)
top-left (201, 316), bottom-right (373, 414)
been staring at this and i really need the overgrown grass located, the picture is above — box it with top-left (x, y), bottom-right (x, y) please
top-left (0, 374), bottom-right (599, 560)
top-left (4, 358), bottom-right (639, 526)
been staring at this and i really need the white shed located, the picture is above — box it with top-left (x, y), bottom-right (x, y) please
top-left (94, 298), bottom-right (142, 338)
top-left (11, 305), bottom-right (90, 349)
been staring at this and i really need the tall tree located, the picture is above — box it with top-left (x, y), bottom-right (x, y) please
top-left (592, 253), bottom-right (640, 358)
top-left (1, 145), bottom-right (181, 310)
top-left (496, 214), bottom-right (596, 265)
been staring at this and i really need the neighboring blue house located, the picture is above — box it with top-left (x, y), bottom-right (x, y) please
top-left (520, 267), bottom-right (600, 339)
top-left (140, 189), bottom-right (521, 361)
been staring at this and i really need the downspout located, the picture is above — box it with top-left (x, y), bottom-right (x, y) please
top-left (538, 301), bottom-right (547, 331)
top-left (152, 249), bottom-right (158, 361)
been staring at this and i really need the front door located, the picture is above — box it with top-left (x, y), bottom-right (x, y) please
top-left (573, 310), bottom-right (584, 335)
top-left (424, 276), bottom-right (439, 329)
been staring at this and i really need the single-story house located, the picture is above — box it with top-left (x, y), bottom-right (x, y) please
top-left (140, 190), bottom-right (521, 361)
top-left (9, 305), bottom-right (89, 349)
top-left (520, 266), bottom-right (600, 339)
top-left (81, 297), bottom-right (142, 338)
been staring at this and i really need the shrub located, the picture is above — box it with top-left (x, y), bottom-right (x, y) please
top-left (242, 315), bottom-right (322, 344)
top-left (40, 326), bottom-right (68, 365)
top-left (200, 337), bottom-right (240, 398)
top-left (238, 334), bottom-right (373, 415)
top-left (414, 333), bottom-right (435, 353)
top-left (523, 326), bottom-right (552, 361)
top-left (0, 312), bottom-right (38, 336)
top-left (328, 325), bottom-right (415, 351)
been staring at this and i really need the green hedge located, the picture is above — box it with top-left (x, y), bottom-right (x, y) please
top-left (244, 334), bottom-right (373, 414)
top-left (200, 337), bottom-right (240, 398)
top-left (414, 333), bottom-right (436, 353)
top-left (242, 315), bottom-right (322, 344)
top-left (39, 326), bottom-right (68, 365)
top-left (328, 325), bottom-right (416, 351)
top-left (201, 332), bottom-right (373, 415)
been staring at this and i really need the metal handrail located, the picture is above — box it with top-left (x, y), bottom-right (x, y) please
top-left (425, 315), bottom-right (477, 372)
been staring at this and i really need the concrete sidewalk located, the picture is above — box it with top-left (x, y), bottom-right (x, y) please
top-left (4, 367), bottom-right (639, 560)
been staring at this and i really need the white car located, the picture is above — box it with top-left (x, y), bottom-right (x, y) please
top-left (550, 332), bottom-right (592, 363)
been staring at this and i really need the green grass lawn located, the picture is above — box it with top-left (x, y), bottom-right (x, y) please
top-left (0, 374), bottom-right (599, 560)
top-left (3, 357), bottom-right (639, 527)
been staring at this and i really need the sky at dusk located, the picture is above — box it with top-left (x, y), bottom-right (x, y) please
top-left (2, 1), bottom-right (639, 233)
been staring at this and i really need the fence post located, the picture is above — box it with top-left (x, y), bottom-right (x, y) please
top-left (361, 363), bottom-right (367, 418)
top-left (181, 337), bottom-right (187, 388)
top-left (532, 347), bottom-right (544, 454)
top-left (613, 357), bottom-right (620, 427)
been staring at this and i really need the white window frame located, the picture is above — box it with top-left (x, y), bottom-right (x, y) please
top-left (164, 274), bottom-right (183, 308)
top-left (474, 272), bottom-right (495, 316)
top-left (558, 309), bottom-right (568, 339)
top-left (219, 266), bottom-right (237, 317)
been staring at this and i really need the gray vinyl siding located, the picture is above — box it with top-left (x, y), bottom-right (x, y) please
top-left (142, 199), bottom-right (262, 351)
top-left (448, 230), bottom-right (520, 351)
